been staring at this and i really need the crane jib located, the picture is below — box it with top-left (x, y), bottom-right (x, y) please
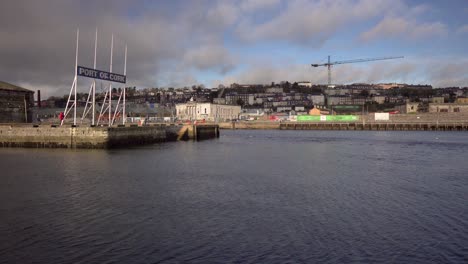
top-left (310, 55), bottom-right (404, 85)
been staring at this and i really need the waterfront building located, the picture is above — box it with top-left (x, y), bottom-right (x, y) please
top-left (175, 102), bottom-right (241, 121)
top-left (395, 102), bottom-right (421, 114)
top-left (429, 103), bottom-right (468, 113)
top-left (0, 81), bottom-right (34, 123)
top-left (455, 97), bottom-right (468, 104)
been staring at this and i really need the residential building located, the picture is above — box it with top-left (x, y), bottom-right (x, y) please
top-left (294, 106), bottom-right (305, 111)
top-left (308, 94), bottom-right (325, 105)
top-left (213, 98), bottom-right (226, 104)
top-left (265, 87), bottom-right (283, 93)
top-left (371, 95), bottom-right (386, 104)
top-left (276, 106), bottom-right (293, 112)
top-left (327, 95), bottom-right (352, 105)
top-left (225, 94), bottom-right (255, 105)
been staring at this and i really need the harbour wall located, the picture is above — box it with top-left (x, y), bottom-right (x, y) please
top-left (0, 123), bottom-right (220, 149)
top-left (0, 124), bottom-right (166, 148)
top-left (279, 122), bottom-right (468, 131)
top-left (219, 113), bottom-right (468, 131)
top-left (219, 121), bottom-right (468, 131)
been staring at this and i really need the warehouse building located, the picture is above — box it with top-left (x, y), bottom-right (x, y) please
top-left (429, 103), bottom-right (468, 113)
top-left (0, 81), bottom-right (34, 123)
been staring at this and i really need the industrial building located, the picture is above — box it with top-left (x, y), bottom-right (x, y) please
top-left (0, 81), bottom-right (34, 123)
top-left (176, 102), bottom-right (241, 121)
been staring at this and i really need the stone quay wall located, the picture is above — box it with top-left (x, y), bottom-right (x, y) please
top-left (0, 124), bottom-right (166, 148)
top-left (169, 124), bottom-right (220, 141)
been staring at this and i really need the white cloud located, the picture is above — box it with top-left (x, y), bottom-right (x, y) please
top-left (361, 16), bottom-right (447, 41)
top-left (236, 0), bottom-right (393, 45)
top-left (240, 0), bottom-right (281, 12)
top-left (183, 45), bottom-right (236, 74)
top-left (456, 24), bottom-right (468, 34)
top-left (205, 2), bottom-right (240, 28)
top-left (425, 58), bottom-right (468, 87)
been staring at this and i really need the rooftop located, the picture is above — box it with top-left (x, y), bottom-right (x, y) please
top-left (0, 81), bottom-right (34, 93)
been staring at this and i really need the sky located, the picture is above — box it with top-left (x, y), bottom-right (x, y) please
top-left (0, 0), bottom-right (467, 97)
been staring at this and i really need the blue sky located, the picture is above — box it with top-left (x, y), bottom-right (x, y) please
top-left (0, 0), bottom-right (467, 96)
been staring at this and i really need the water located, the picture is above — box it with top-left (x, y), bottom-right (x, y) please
top-left (1, 130), bottom-right (468, 263)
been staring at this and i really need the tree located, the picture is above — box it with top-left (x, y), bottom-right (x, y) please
top-left (292, 82), bottom-right (299, 89)
top-left (236, 98), bottom-right (245, 106)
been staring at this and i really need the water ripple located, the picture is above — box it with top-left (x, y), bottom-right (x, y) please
top-left (1, 131), bottom-right (468, 263)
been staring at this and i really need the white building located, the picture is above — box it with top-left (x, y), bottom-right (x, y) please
top-left (176, 102), bottom-right (241, 121)
top-left (297, 81), bottom-right (312, 87)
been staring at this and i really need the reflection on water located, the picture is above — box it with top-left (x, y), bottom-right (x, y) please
top-left (1, 130), bottom-right (468, 263)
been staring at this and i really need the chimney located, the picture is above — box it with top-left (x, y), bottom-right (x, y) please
top-left (37, 90), bottom-right (41, 108)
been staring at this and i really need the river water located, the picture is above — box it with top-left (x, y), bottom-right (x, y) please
top-left (1, 130), bottom-right (467, 263)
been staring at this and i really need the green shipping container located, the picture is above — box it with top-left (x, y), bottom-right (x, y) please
top-left (297, 115), bottom-right (358, 122)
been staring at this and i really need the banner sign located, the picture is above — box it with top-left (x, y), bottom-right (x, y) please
top-left (77, 66), bottom-right (126, 84)
top-left (297, 115), bottom-right (359, 122)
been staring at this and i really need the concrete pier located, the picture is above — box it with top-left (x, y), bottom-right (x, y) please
top-left (219, 121), bottom-right (468, 131)
top-left (167, 124), bottom-right (220, 141)
top-left (0, 124), bottom-right (166, 148)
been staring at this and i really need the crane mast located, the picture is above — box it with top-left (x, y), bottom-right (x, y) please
top-left (311, 55), bottom-right (404, 86)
